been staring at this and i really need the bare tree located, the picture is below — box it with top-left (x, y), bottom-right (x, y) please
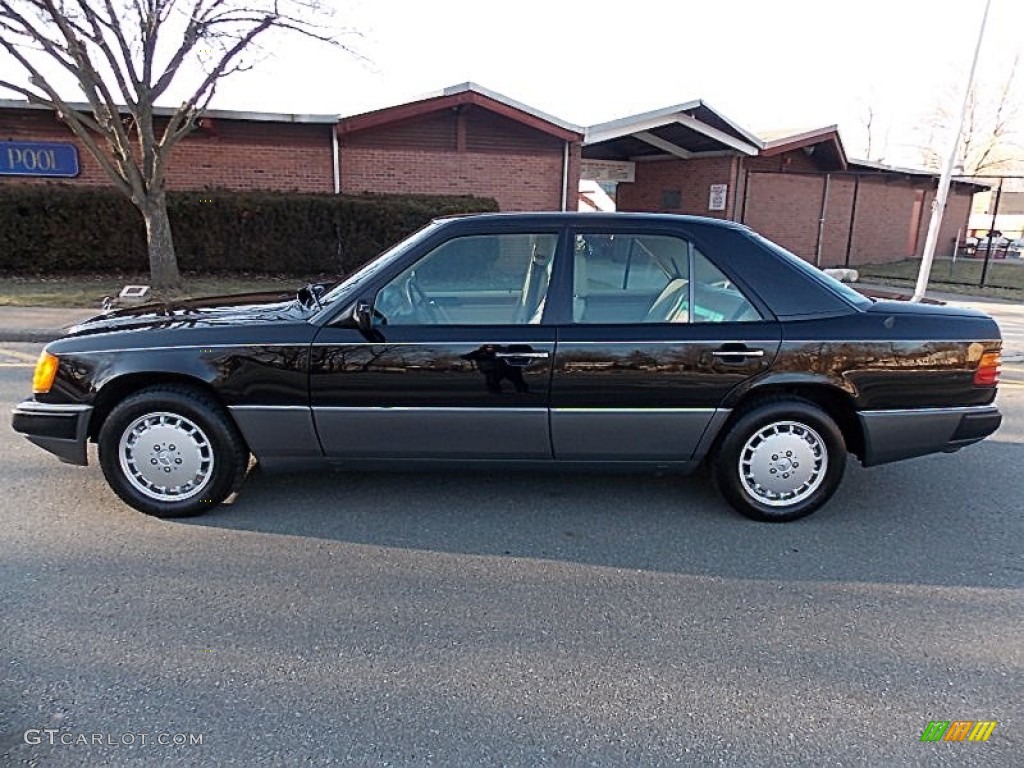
top-left (0, 0), bottom-right (344, 292)
top-left (863, 102), bottom-right (876, 161)
top-left (918, 53), bottom-right (1023, 176)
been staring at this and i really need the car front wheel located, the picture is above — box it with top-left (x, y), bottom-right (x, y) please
top-left (711, 398), bottom-right (846, 522)
top-left (98, 386), bottom-right (249, 518)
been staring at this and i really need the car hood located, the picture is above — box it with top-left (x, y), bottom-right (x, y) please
top-left (64, 291), bottom-right (308, 337)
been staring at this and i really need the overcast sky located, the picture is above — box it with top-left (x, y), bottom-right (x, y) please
top-left (3, 0), bottom-right (1022, 168)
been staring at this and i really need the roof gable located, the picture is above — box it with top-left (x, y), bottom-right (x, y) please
top-left (338, 83), bottom-right (583, 142)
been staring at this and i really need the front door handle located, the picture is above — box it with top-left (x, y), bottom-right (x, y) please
top-left (495, 351), bottom-right (550, 360)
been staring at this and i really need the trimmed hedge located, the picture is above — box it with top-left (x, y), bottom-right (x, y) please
top-left (0, 186), bottom-right (499, 275)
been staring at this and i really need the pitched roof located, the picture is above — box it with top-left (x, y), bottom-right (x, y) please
top-left (583, 100), bottom-right (761, 160)
top-left (759, 126), bottom-right (847, 170)
top-left (337, 82), bottom-right (583, 141)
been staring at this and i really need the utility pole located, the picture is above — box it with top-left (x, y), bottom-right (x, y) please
top-left (912, 0), bottom-right (992, 302)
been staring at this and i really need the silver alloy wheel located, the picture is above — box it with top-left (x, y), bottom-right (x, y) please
top-left (118, 411), bottom-right (214, 502)
top-left (738, 420), bottom-right (828, 508)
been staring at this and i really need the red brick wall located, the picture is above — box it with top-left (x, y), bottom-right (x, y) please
top-left (743, 173), bottom-right (825, 261)
top-left (340, 147), bottom-right (566, 211)
top-left (742, 172), bottom-right (975, 267)
top-left (339, 107), bottom-right (578, 211)
top-left (935, 187), bottom-right (973, 256)
top-left (615, 156), bottom-right (736, 218)
top-left (1, 108), bottom-right (335, 192)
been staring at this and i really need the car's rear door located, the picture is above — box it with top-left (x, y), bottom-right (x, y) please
top-left (549, 223), bottom-right (782, 461)
top-left (310, 226), bottom-right (564, 459)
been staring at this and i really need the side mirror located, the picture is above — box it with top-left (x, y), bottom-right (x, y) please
top-left (352, 300), bottom-right (373, 332)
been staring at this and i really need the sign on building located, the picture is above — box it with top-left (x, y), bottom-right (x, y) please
top-left (580, 159), bottom-right (636, 183)
top-left (0, 141), bottom-right (80, 178)
top-left (708, 183), bottom-right (728, 211)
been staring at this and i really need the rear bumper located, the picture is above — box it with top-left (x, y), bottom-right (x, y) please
top-left (11, 400), bottom-right (92, 466)
top-left (858, 405), bottom-right (1001, 467)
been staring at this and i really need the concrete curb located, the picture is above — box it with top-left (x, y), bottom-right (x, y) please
top-left (0, 329), bottom-right (66, 343)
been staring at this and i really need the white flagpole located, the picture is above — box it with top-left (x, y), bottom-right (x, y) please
top-left (912, 0), bottom-right (993, 302)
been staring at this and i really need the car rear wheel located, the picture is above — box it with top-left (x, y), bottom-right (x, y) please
top-left (98, 386), bottom-right (248, 518)
top-left (711, 398), bottom-right (846, 522)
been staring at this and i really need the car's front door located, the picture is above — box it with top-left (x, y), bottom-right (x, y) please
top-left (550, 227), bottom-right (782, 461)
top-left (310, 229), bottom-right (562, 459)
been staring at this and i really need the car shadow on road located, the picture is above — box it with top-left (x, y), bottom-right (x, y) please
top-left (179, 439), bottom-right (1024, 589)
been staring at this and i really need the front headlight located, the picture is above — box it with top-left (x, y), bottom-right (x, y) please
top-left (32, 352), bottom-right (59, 394)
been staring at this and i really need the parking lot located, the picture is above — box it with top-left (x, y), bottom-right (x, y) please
top-left (1, 336), bottom-right (1022, 766)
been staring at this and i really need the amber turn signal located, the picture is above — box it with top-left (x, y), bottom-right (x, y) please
top-left (32, 351), bottom-right (59, 394)
top-left (973, 351), bottom-right (1001, 387)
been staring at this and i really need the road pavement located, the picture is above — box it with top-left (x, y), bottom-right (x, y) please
top-left (0, 343), bottom-right (1021, 766)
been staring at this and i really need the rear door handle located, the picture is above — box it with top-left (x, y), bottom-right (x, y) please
top-left (711, 348), bottom-right (764, 358)
top-left (711, 345), bottom-right (766, 361)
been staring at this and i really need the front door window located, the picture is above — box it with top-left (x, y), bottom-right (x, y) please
top-left (374, 233), bottom-right (558, 326)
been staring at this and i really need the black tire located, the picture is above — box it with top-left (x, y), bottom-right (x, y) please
top-left (711, 398), bottom-right (846, 522)
top-left (97, 385), bottom-right (249, 518)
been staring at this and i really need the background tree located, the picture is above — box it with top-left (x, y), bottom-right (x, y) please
top-left (917, 53), bottom-right (1023, 176)
top-left (0, 0), bottom-right (344, 292)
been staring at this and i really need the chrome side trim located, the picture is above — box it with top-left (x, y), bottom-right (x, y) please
top-left (314, 406), bottom-right (547, 413)
top-left (228, 404), bottom-right (311, 411)
top-left (557, 339), bottom-right (779, 345)
top-left (53, 342), bottom-right (310, 355)
top-left (858, 405), bottom-right (999, 417)
top-left (552, 407), bottom-right (716, 414)
top-left (12, 402), bottom-right (92, 414)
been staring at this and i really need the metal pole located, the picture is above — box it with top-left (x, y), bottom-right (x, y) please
top-left (845, 174), bottom-right (860, 267)
top-left (560, 141), bottom-right (570, 212)
top-left (331, 126), bottom-right (341, 195)
top-left (814, 173), bottom-right (831, 267)
top-left (739, 169), bottom-right (751, 224)
top-left (912, 0), bottom-right (992, 302)
top-left (980, 177), bottom-right (1003, 286)
top-left (950, 227), bottom-right (961, 277)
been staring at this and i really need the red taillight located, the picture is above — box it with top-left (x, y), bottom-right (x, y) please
top-left (974, 351), bottom-right (1001, 386)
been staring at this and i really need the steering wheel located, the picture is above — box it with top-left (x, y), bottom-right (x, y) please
top-left (403, 272), bottom-right (450, 324)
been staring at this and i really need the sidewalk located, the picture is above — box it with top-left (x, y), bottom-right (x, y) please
top-left (0, 306), bottom-right (99, 343)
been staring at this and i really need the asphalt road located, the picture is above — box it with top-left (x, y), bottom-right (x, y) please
top-left (1, 342), bottom-right (1021, 767)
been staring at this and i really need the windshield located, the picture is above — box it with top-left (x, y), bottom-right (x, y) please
top-left (319, 221), bottom-right (442, 307)
top-left (753, 234), bottom-right (873, 310)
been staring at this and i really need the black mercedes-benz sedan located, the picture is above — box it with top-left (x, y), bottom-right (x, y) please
top-left (12, 213), bottom-right (1003, 522)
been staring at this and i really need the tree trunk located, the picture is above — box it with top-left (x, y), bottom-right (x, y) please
top-left (141, 195), bottom-right (181, 292)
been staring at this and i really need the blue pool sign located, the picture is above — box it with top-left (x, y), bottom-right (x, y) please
top-left (0, 141), bottom-right (80, 177)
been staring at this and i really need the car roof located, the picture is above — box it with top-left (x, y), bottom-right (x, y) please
top-left (434, 211), bottom-right (751, 231)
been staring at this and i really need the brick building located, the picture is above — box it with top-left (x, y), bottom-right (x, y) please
top-left (0, 100), bottom-right (338, 192)
top-left (1, 86), bottom-right (983, 266)
top-left (337, 83), bottom-right (583, 212)
top-left (582, 108), bottom-right (982, 266)
top-left (0, 83), bottom-right (584, 212)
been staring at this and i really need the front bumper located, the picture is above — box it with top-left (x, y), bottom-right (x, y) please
top-left (11, 400), bottom-right (93, 466)
top-left (858, 404), bottom-right (1002, 467)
